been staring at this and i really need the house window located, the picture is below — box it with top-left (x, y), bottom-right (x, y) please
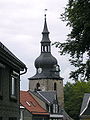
top-left (0, 68), bottom-right (3, 97)
top-left (11, 76), bottom-right (16, 96)
top-left (0, 117), bottom-right (2, 120)
top-left (10, 70), bottom-right (19, 100)
top-left (9, 117), bottom-right (17, 120)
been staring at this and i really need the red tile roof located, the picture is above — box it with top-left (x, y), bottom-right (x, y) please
top-left (20, 91), bottom-right (49, 115)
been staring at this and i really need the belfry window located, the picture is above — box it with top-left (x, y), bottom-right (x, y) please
top-left (41, 46), bottom-right (43, 52)
top-left (44, 46), bottom-right (47, 52)
top-left (41, 45), bottom-right (50, 52)
top-left (36, 82), bottom-right (41, 91)
top-left (48, 46), bottom-right (50, 52)
top-left (42, 46), bottom-right (48, 52)
top-left (54, 82), bottom-right (57, 91)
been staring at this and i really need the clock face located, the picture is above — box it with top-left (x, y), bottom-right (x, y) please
top-left (38, 68), bottom-right (42, 73)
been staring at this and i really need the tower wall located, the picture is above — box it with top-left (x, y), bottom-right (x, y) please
top-left (29, 79), bottom-right (64, 108)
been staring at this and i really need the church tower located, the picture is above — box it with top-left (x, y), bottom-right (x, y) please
top-left (29, 15), bottom-right (64, 108)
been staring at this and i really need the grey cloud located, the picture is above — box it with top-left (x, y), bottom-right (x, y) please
top-left (0, 0), bottom-right (72, 90)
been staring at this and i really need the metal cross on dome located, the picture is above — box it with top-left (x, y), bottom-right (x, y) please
top-left (44, 9), bottom-right (48, 18)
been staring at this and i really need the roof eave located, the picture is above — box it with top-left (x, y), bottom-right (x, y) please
top-left (0, 42), bottom-right (27, 71)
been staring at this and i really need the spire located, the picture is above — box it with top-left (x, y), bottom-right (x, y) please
top-left (42, 14), bottom-right (49, 34)
top-left (41, 11), bottom-right (50, 43)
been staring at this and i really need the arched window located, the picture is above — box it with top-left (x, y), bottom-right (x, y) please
top-left (45, 46), bottom-right (47, 52)
top-left (36, 82), bottom-right (41, 91)
top-left (48, 46), bottom-right (50, 52)
top-left (54, 82), bottom-right (57, 91)
top-left (41, 46), bottom-right (43, 52)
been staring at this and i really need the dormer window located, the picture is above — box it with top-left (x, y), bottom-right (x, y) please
top-left (53, 104), bottom-right (58, 113)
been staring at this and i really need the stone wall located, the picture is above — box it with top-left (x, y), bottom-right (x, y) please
top-left (29, 79), bottom-right (64, 108)
top-left (0, 64), bottom-right (20, 120)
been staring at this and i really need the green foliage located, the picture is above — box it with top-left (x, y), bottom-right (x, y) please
top-left (64, 81), bottom-right (90, 120)
top-left (54, 0), bottom-right (90, 81)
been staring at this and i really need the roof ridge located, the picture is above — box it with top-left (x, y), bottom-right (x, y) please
top-left (29, 91), bottom-right (49, 112)
top-left (80, 95), bottom-right (90, 116)
top-left (37, 91), bottom-right (50, 104)
top-left (20, 91), bottom-right (49, 113)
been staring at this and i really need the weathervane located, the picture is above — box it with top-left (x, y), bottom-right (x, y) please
top-left (44, 9), bottom-right (48, 18)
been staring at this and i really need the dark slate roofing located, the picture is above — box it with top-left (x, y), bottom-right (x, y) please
top-left (80, 93), bottom-right (90, 116)
top-left (0, 42), bottom-right (27, 71)
top-left (84, 102), bottom-right (90, 115)
top-left (38, 91), bottom-right (57, 104)
top-left (35, 53), bottom-right (57, 68)
top-left (30, 90), bottom-right (74, 120)
top-left (41, 14), bottom-right (50, 43)
top-left (42, 15), bottom-right (49, 34)
top-left (29, 72), bottom-right (63, 80)
top-left (29, 91), bottom-right (57, 105)
top-left (61, 109), bottom-right (74, 120)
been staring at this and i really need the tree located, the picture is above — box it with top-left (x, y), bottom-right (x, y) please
top-left (64, 81), bottom-right (90, 120)
top-left (54, 0), bottom-right (90, 81)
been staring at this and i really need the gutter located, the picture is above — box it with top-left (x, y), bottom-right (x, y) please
top-left (20, 67), bottom-right (27, 75)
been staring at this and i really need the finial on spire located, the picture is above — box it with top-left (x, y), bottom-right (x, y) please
top-left (44, 9), bottom-right (47, 19)
top-left (42, 9), bottom-right (49, 34)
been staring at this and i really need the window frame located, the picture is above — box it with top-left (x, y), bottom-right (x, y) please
top-left (0, 117), bottom-right (2, 120)
top-left (0, 68), bottom-right (3, 99)
top-left (10, 70), bottom-right (19, 101)
top-left (11, 75), bottom-right (17, 98)
top-left (53, 103), bottom-right (58, 113)
top-left (9, 117), bottom-right (17, 120)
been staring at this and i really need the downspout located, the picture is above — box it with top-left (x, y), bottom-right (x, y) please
top-left (19, 67), bottom-right (27, 120)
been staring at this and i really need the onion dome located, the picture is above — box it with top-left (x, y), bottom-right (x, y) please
top-left (35, 53), bottom-right (57, 68)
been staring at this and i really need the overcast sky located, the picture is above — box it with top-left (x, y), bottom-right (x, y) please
top-left (0, 0), bottom-right (74, 90)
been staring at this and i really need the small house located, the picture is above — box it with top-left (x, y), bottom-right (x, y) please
top-left (0, 42), bottom-right (27, 120)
